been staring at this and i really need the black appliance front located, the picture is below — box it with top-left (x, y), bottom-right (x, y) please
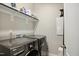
top-left (0, 41), bottom-right (39, 56)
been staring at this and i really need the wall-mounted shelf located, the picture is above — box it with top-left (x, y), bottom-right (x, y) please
top-left (0, 3), bottom-right (39, 39)
top-left (0, 3), bottom-right (39, 21)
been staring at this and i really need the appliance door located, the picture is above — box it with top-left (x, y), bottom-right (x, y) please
top-left (26, 49), bottom-right (38, 56)
top-left (0, 45), bottom-right (10, 56)
top-left (15, 50), bottom-right (26, 56)
top-left (25, 41), bottom-right (39, 56)
top-left (40, 39), bottom-right (48, 56)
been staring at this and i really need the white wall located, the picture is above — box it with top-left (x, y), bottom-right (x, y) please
top-left (16, 3), bottom-right (34, 13)
top-left (64, 3), bottom-right (79, 56)
top-left (33, 3), bottom-right (64, 54)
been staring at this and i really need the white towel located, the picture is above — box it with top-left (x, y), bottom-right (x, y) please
top-left (56, 17), bottom-right (64, 36)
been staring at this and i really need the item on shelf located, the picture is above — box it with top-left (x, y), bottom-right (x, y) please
top-left (20, 7), bottom-right (32, 16)
top-left (31, 14), bottom-right (38, 19)
top-left (11, 3), bottom-right (16, 8)
top-left (25, 9), bottom-right (32, 16)
top-left (20, 7), bottom-right (26, 14)
top-left (60, 9), bottom-right (64, 17)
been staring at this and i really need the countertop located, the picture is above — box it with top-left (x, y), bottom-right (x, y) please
top-left (0, 37), bottom-right (37, 49)
top-left (0, 35), bottom-right (46, 49)
top-left (23, 35), bottom-right (46, 39)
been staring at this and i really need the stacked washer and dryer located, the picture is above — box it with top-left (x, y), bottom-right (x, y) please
top-left (0, 35), bottom-right (48, 56)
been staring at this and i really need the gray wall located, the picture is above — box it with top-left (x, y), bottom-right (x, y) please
top-left (64, 3), bottom-right (79, 56)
